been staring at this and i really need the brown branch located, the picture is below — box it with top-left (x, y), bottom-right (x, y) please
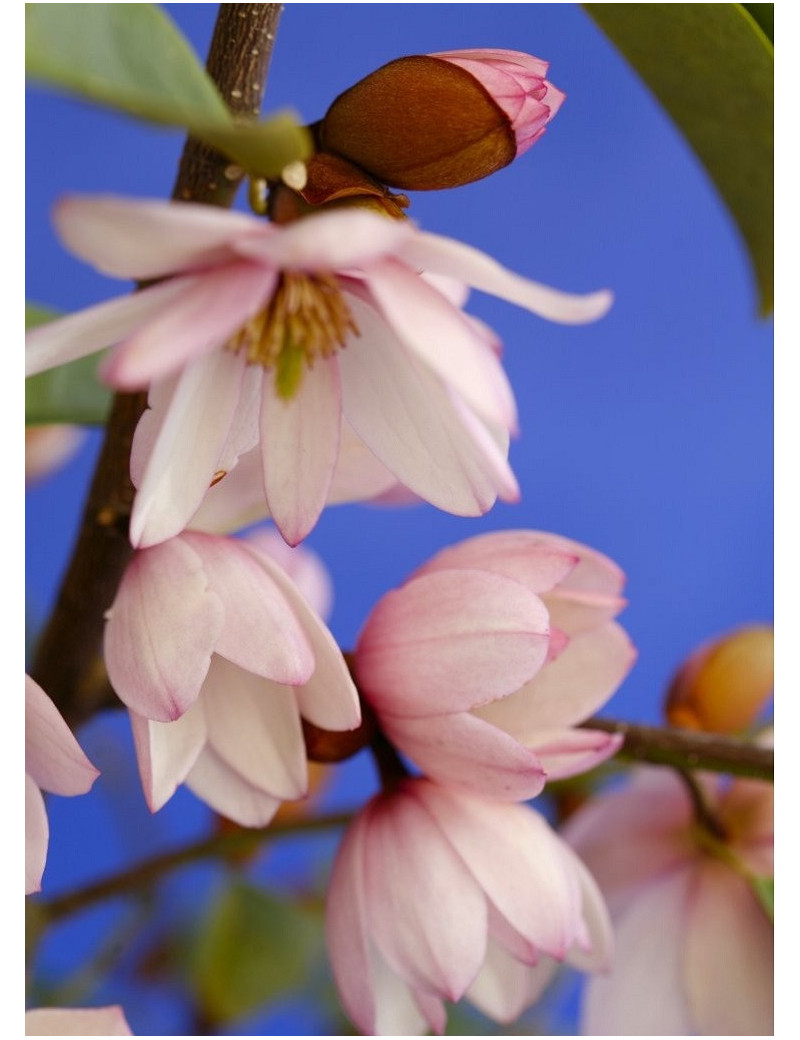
top-left (583, 716), bottom-right (773, 781)
top-left (31, 4), bottom-right (285, 729)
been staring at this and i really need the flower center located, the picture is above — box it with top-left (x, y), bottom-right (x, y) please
top-left (230, 272), bottom-right (358, 399)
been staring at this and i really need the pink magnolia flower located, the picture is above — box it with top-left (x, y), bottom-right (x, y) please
top-left (432, 49), bottom-right (565, 156)
top-left (104, 530), bottom-right (360, 826)
top-left (326, 777), bottom-right (612, 1035)
top-left (565, 765), bottom-right (774, 1035)
top-left (25, 675), bottom-right (99, 894)
top-left (25, 198), bottom-right (612, 546)
top-left (354, 531), bottom-right (635, 800)
top-left (25, 1005), bottom-right (132, 1035)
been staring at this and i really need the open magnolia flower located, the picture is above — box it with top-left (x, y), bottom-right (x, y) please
top-left (25, 675), bottom-right (99, 894)
top-left (565, 763), bottom-right (774, 1035)
top-left (25, 198), bottom-right (611, 546)
top-left (326, 777), bottom-right (611, 1036)
top-left (354, 531), bottom-right (635, 799)
top-left (104, 530), bottom-right (360, 826)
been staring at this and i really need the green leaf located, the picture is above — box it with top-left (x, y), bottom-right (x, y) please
top-left (743, 4), bottom-right (774, 45)
top-left (584, 4), bottom-right (774, 315)
top-left (25, 4), bottom-right (311, 178)
top-left (189, 881), bottom-right (320, 1022)
top-left (25, 304), bottom-right (111, 425)
top-left (750, 874), bottom-right (774, 923)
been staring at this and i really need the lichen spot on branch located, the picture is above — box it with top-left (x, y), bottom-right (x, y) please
top-left (229, 272), bottom-right (358, 399)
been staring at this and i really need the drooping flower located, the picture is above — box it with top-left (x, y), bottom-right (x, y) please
top-left (565, 763), bottom-right (774, 1036)
top-left (25, 1005), bottom-right (132, 1036)
top-left (25, 198), bottom-right (612, 546)
top-left (25, 675), bottom-right (99, 894)
top-left (317, 49), bottom-right (564, 190)
top-left (354, 531), bottom-right (634, 799)
top-left (104, 530), bottom-right (360, 826)
top-left (325, 777), bottom-right (611, 1036)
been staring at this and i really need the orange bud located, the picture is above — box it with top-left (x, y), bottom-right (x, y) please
top-left (665, 625), bottom-right (774, 734)
top-left (318, 50), bottom-right (563, 191)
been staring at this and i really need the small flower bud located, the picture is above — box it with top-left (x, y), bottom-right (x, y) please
top-left (317, 49), bottom-right (564, 191)
top-left (665, 625), bottom-right (774, 734)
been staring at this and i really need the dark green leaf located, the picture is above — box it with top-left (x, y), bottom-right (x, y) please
top-left (25, 304), bottom-right (111, 425)
top-left (743, 4), bottom-right (774, 44)
top-left (25, 4), bottom-right (311, 177)
top-left (584, 4), bottom-right (774, 314)
top-left (189, 881), bottom-right (320, 1022)
top-left (750, 874), bottom-right (774, 923)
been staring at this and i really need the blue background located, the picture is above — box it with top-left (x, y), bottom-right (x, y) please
top-left (25, 3), bottom-right (773, 1035)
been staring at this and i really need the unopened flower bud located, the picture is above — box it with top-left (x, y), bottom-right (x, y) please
top-left (665, 625), bottom-right (774, 734)
top-left (317, 49), bottom-right (564, 191)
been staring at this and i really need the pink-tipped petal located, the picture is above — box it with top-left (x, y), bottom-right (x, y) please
top-left (417, 785), bottom-right (579, 959)
top-left (400, 232), bottom-right (613, 324)
top-left (129, 704), bottom-right (206, 812)
top-left (200, 656), bottom-right (307, 800)
top-left (362, 261), bottom-right (517, 430)
top-left (478, 622), bottom-right (636, 732)
top-left (25, 774), bottom-right (48, 895)
top-left (260, 355), bottom-right (342, 546)
top-left (248, 547), bottom-right (361, 731)
top-left (25, 1005), bottom-right (133, 1036)
top-left (340, 295), bottom-right (515, 516)
top-left (580, 867), bottom-right (695, 1036)
top-left (25, 676), bottom-right (99, 795)
top-left (526, 727), bottom-right (624, 781)
top-left (181, 532), bottom-right (314, 686)
top-left (101, 263), bottom-right (271, 390)
top-left (684, 861), bottom-right (774, 1035)
top-left (232, 208), bottom-right (412, 271)
top-left (129, 351), bottom-right (246, 548)
top-left (356, 569), bottom-right (551, 716)
top-left (185, 746), bottom-right (282, 828)
top-left (562, 849), bottom-right (614, 973)
top-left (104, 538), bottom-right (224, 721)
top-left (54, 194), bottom-right (263, 279)
top-left (25, 279), bottom-right (191, 377)
top-left (381, 710), bottom-right (546, 801)
top-left (362, 790), bottom-right (488, 1000)
top-left (245, 529), bottom-right (333, 620)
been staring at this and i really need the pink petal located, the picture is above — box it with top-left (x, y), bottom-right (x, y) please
top-left (244, 529), bottom-right (333, 620)
top-left (432, 48), bottom-right (550, 79)
top-left (129, 704), bottom-right (206, 812)
top-left (25, 279), bottom-right (192, 376)
top-left (25, 1005), bottom-right (133, 1036)
top-left (25, 774), bottom-right (48, 895)
top-left (25, 676), bottom-right (99, 795)
top-left (101, 263), bottom-right (272, 389)
top-left (104, 537), bottom-right (225, 721)
top-left (684, 861), bottom-right (774, 1035)
top-left (187, 446), bottom-right (270, 535)
top-left (326, 419), bottom-right (407, 505)
top-left (247, 546), bottom-right (361, 731)
top-left (129, 351), bottom-right (247, 548)
top-left (362, 789), bottom-right (488, 1000)
top-left (199, 655), bottom-right (307, 800)
top-left (477, 621), bottom-right (636, 731)
top-left (232, 207), bottom-right (412, 271)
top-left (580, 867), bottom-right (695, 1036)
top-left (381, 710), bottom-right (546, 801)
top-left (356, 569), bottom-right (550, 717)
top-left (360, 262), bottom-right (517, 430)
top-left (562, 849), bottom-right (614, 973)
top-left (340, 295), bottom-right (517, 516)
top-left (182, 532), bottom-right (314, 686)
top-left (525, 727), bottom-right (623, 780)
top-left (185, 746), bottom-right (282, 828)
top-left (417, 785), bottom-right (581, 960)
top-left (54, 194), bottom-right (263, 279)
top-left (370, 953), bottom-right (444, 1036)
top-left (259, 355), bottom-right (342, 545)
top-left (399, 232), bottom-right (613, 324)
top-left (467, 939), bottom-right (556, 1024)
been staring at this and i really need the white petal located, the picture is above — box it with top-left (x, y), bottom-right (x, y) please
top-left (54, 194), bottom-right (265, 279)
top-left (129, 704), bottom-right (206, 812)
top-left (260, 355), bottom-right (342, 545)
top-left (400, 231), bottom-right (613, 324)
top-left (340, 295), bottom-right (516, 516)
top-left (185, 746), bottom-right (282, 828)
top-left (129, 351), bottom-right (247, 548)
top-left (25, 1005), bottom-right (132, 1035)
top-left (25, 774), bottom-right (48, 895)
top-left (25, 279), bottom-right (192, 376)
top-left (467, 938), bottom-right (557, 1024)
